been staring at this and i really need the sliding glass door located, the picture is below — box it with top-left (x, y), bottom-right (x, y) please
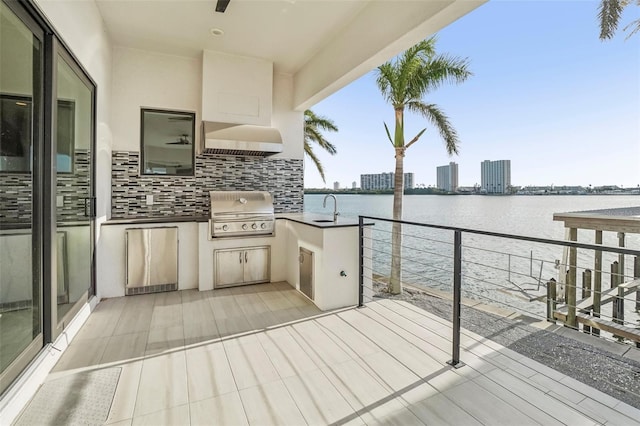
top-left (54, 52), bottom-right (95, 333)
top-left (0, 0), bottom-right (96, 394)
top-left (0, 0), bottom-right (44, 392)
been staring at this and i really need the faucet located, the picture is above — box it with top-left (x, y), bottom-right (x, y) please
top-left (323, 194), bottom-right (339, 222)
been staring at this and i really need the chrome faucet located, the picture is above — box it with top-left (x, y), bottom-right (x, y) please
top-left (323, 194), bottom-right (339, 222)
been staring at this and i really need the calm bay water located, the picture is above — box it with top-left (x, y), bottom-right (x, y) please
top-left (304, 194), bottom-right (640, 319)
top-left (304, 194), bottom-right (640, 241)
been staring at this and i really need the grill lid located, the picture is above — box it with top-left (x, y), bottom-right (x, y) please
top-left (209, 191), bottom-right (274, 218)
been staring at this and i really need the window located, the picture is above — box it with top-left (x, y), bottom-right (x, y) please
top-left (140, 109), bottom-right (195, 175)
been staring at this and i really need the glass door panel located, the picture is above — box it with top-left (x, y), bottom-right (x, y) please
top-left (0, 1), bottom-right (43, 390)
top-left (55, 55), bottom-right (93, 325)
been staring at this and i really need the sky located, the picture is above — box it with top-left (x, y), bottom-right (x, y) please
top-left (303, 0), bottom-right (640, 189)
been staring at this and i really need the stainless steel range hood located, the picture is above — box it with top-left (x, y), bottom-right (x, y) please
top-left (201, 121), bottom-right (283, 156)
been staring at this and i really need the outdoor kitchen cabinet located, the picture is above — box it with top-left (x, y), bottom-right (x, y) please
top-left (214, 246), bottom-right (270, 288)
top-left (125, 227), bottom-right (178, 295)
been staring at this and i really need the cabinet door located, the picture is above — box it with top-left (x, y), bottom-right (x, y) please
top-left (244, 247), bottom-right (270, 284)
top-left (215, 249), bottom-right (245, 288)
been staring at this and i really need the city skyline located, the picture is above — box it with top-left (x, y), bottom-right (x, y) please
top-left (302, 1), bottom-right (640, 189)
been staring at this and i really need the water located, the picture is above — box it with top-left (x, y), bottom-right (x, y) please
top-left (305, 194), bottom-right (640, 322)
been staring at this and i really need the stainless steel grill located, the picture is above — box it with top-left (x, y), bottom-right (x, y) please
top-left (208, 191), bottom-right (275, 238)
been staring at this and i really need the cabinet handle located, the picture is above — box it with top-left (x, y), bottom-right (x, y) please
top-left (245, 251), bottom-right (248, 263)
top-left (239, 252), bottom-right (242, 264)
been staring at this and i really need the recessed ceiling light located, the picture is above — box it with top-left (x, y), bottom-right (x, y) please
top-left (210, 28), bottom-right (224, 37)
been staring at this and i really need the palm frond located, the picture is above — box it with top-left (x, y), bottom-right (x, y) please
top-left (304, 140), bottom-right (326, 182)
top-left (623, 17), bottom-right (640, 39)
top-left (599, 0), bottom-right (625, 40)
top-left (406, 101), bottom-right (460, 155)
top-left (383, 122), bottom-right (394, 146)
top-left (420, 54), bottom-right (472, 93)
top-left (305, 109), bottom-right (338, 133)
top-left (303, 109), bottom-right (339, 181)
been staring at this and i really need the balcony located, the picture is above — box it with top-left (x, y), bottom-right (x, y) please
top-left (14, 280), bottom-right (640, 425)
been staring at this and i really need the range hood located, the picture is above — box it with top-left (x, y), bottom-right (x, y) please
top-left (201, 121), bottom-right (283, 156)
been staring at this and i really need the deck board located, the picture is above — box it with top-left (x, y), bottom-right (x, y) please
top-left (18, 282), bottom-right (640, 426)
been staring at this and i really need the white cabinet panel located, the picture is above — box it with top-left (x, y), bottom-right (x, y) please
top-left (215, 246), bottom-right (270, 288)
top-left (244, 247), bottom-right (270, 284)
top-left (215, 249), bottom-right (245, 288)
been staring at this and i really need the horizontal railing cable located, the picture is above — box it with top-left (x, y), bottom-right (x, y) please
top-left (361, 215), bottom-right (640, 256)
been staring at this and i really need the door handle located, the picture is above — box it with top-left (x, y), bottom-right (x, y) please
top-left (82, 197), bottom-right (96, 218)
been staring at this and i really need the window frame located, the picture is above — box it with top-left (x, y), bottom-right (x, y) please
top-left (139, 108), bottom-right (196, 176)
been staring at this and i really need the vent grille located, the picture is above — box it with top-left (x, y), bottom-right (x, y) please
top-left (203, 148), bottom-right (268, 157)
top-left (126, 283), bottom-right (177, 296)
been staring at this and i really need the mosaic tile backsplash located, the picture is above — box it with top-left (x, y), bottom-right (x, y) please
top-left (0, 150), bottom-right (90, 225)
top-left (111, 151), bottom-right (304, 218)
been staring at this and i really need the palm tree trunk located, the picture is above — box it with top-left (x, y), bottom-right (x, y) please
top-left (389, 146), bottom-right (404, 294)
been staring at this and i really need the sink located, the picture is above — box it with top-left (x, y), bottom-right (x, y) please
top-left (313, 219), bottom-right (335, 223)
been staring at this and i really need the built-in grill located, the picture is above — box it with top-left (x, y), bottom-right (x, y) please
top-left (208, 191), bottom-right (275, 238)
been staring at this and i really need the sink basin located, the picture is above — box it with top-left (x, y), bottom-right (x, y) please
top-left (313, 219), bottom-right (335, 223)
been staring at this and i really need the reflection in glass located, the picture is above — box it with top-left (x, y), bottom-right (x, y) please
top-left (0, 95), bottom-right (32, 171)
top-left (141, 109), bottom-right (195, 175)
top-left (1, 96), bottom-right (75, 173)
top-left (0, 2), bottom-right (41, 377)
top-left (55, 56), bottom-right (92, 323)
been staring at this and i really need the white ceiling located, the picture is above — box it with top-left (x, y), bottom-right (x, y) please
top-left (94, 0), bottom-right (486, 108)
top-left (96, 0), bottom-right (369, 74)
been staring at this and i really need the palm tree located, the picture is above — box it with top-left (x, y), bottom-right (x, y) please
top-left (375, 36), bottom-right (471, 294)
top-left (304, 109), bottom-right (338, 183)
top-left (598, 0), bottom-right (640, 40)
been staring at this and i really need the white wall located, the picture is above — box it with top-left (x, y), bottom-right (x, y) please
top-left (110, 47), bottom-right (202, 152)
top-left (273, 73), bottom-right (304, 160)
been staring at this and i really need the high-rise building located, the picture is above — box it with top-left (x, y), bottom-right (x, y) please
top-left (481, 160), bottom-right (511, 194)
top-left (404, 173), bottom-right (414, 189)
top-left (333, 181), bottom-right (340, 190)
top-left (436, 162), bottom-right (459, 192)
top-left (360, 172), bottom-right (414, 190)
top-left (352, 181), bottom-right (357, 189)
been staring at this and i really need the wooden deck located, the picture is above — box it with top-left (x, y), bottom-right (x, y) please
top-left (17, 282), bottom-right (640, 425)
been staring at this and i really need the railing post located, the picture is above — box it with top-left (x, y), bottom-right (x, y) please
top-left (635, 256), bottom-right (639, 348)
top-left (546, 278), bottom-right (557, 322)
top-left (582, 269), bottom-right (592, 334)
top-left (566, 228), bottom-right (577, 329)
top-left (635, 256), bottom-right (639, 313)
top-left (447, 230), bottom-right (464, 369)
top-left (358, 216), bottom-right (364, 308)
top-left (593, 230), bottom-right (602, 336)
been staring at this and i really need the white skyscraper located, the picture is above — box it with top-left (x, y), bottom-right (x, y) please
top-left (436, 162), bottom-right (459, 192)
top-left (481, 160), bottom-right (511, 194)
top-left (360, 172), bottom-right (414, 190)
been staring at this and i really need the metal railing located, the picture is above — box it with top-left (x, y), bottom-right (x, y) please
top-left (358, 215), bottom-right (640, 368)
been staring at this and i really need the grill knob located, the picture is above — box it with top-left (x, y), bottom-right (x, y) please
top-left (252, 223), bottom-right (257, 230)
top-left (260, 223), bottom-right (266, 229)
top-left (242, 224), bottom-right (248, 230)
top-left (222, 224), bottom-right (229, 231)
